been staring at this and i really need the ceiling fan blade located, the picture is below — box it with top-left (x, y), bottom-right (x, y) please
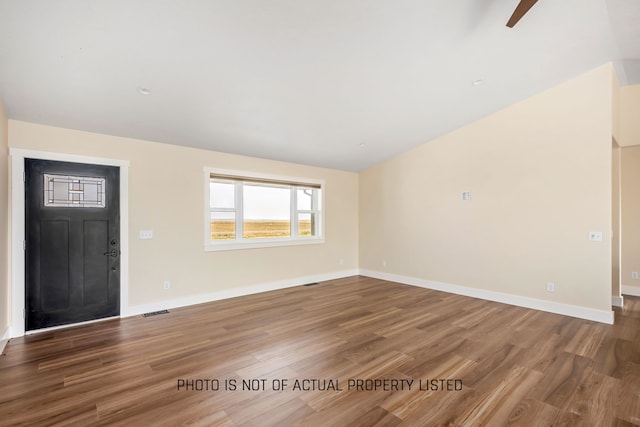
top-left (506, 0), bottom-right (539, 27)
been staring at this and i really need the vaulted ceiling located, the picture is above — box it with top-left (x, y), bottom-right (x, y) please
top-left (1, 0), bottom-right (638, 171)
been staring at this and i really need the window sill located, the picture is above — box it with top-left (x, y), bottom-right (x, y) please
top-left (204, 237), bottom-right (325, 252)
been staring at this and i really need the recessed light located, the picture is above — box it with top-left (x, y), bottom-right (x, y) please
top-left (136, 86), bottom-right (152, 95)
top-left (471, 79), bottom-right (484, 87)
top-left (359, 143), bottom-right (366, 147)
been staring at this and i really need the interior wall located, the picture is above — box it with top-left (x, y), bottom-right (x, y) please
top-left (618, 84), bottom-right (640, 296)
top-left (613, 69), bottom-right (621, 144)
top-left (612, 140), bottom-right (622, 302)
top-left (8, 121), bottom-right (359, 309)
top-left (0, 100), bottom-right (8, 340)
top-left (360, 64), bottom-right (613, 313)
top-left (611, 69), bottom-right (621, 304)
top-left (618, 85), bottom-right (640, 147)
top-left (621, 145), bottom-right (640, 295)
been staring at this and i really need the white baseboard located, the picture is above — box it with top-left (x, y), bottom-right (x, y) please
top-left (360, 270), bottom-right (614, 325)
top-left (0, 326), bottom-right (10, 354)
top-left (9, 268), bottom-right (615, 339)
top-left (622, 285), bottom-right (640, 297)
top-left (123, 269), bottom-right (360, 318)
top-left (612, 295), bottom-right (624, 308)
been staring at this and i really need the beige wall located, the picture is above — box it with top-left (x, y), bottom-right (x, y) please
top-left (4, 63), bottom-right (624, 327)
top-left (0, 101), bottom-right (8, 338)
top-left (612, 69), bottom-right (621, 144)
top-left (611, 70), bottom-right (621, 300)
top-left (9, 121), bottom-right (359, 308)
top-left (618, 85), bottom-right (640, 295)
top-left (360, 64), bottom-right (613, 312)
top-left (621, 145), bottom-right (640, 293)
top-left (618, 85), bottom-right (640, 147)
top-left (612, 141), bottom-right (621, 299)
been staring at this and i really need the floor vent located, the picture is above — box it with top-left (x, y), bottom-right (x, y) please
top-left (142, 309), bottom-right (169, 317)
top-left (304, 282), bottom-right (319, 287)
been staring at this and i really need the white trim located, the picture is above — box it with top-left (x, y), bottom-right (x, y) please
top-left (622, 285), bottom-right (640, 297)
top-left (206, 167), bottom-right (325, 188)
top-left (125, 269), bottom-right (359, 317)
top-left (204, 238), bottom-right (325, 252)
top-left (0, 326), bottom-right (10, 354)
top-left (360, 270), bottom-right (615, 325)
top-left (612, 295), bottom-right (624, 308)
top-left (9, 148), bottom-right (130, 337)
top-left (10, 148), bottom-right (130, 168)
top-left (203, 167), bottom-right (325, 252)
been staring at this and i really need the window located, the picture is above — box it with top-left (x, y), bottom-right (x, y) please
top-left (205, 168), bottom-right (323, 251)
top-left (44, 174), bottom-right (106, 208)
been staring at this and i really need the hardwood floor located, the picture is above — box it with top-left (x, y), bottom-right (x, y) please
top-left (1, 276), bottom-right (639, 426)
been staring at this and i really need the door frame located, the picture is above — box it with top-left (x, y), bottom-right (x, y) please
top-left (10, 148), bottom-right (130, 337)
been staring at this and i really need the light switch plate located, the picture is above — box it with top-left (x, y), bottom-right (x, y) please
top-left (588, 231), bottom-right (602, 241)
top-left (139, 230), bottom-right (153, 239)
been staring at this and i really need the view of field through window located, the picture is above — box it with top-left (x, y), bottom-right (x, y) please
top-left (210, 219), bottom-right (313, 240)
top-left (209, 179), bottom-right (319, 240)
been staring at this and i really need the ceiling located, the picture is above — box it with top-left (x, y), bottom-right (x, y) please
top-left (0, 0), bottom-right (639, 172)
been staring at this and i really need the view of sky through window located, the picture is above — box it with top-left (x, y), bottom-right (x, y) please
top-left (211, 182), bottom-right (292, 220)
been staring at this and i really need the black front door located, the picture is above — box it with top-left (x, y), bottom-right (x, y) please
top-left (25, 159), bottom-right (120, 330)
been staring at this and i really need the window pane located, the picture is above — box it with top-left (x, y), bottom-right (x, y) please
top-left (210, 211), bottom-right (235, 240)
top-left (44, 174), bottom-right (106, 208)
top-left (210, 181), bottom-right (235, 209)
top-left (297, 188), bottom-right (312, 210)
top-left (243, 184), bottom-right (290, 239)
top-left (298, 212), bottom-right (316, 236)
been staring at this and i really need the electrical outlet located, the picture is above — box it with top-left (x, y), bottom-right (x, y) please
top-left (546, 282), bottom-right (555, 293)
top-left (163, 280), bottom-right (170, 290)
top-left (633, 272), bottom-right (639, 280)
top-left (339, 258), bottom-right (344, 266)
top-left (382, 260), bottom-right (387, 268)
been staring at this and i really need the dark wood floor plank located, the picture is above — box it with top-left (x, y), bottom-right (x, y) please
top-left (395, 386), bottom-right (479, 426)
top-left (455, 365), bottom-right (544, 425)
top-left (617, 361), bottom-right (640, 425)
top-left (519, 332), bottom-right (569, 373)
top-left (594, 336), bottom-right (634, 379)
top-left (564, 323), bottom-right (607, 359)
top-left (503, 398), bottom-right (560, 426)
top-left (351, 406), bottom-right (402, 427)
top-left (381, 357), bottom-right (476, 420)
top-left (450, 343), bottom-right (525, 391)
top-left (528, 352), bottom-right (594, 410)
top-left (1, 276), bottom-right (639, 425)
top-left (562, 371), bottom-right (621, 426)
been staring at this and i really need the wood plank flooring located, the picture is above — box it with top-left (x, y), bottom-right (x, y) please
top-left (1, 276), bottom-right (640, 426)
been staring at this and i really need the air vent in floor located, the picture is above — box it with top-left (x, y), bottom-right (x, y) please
top-left (142, 309), bottom-right (169, 317)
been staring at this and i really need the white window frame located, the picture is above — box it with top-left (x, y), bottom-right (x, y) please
top-left (203, 167), bottom-right (325, 251)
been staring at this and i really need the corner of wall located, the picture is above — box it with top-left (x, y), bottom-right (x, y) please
top-left (0, 100), bottom-right (10, 340)
top-left (359, 63), bottom-right (614, 316)
top-left (612, 63), bottom-right (621, 144)
top-left (618, 84), bottom-right (640, 147)
top-left (620, 99), bottom-right (640, 294)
